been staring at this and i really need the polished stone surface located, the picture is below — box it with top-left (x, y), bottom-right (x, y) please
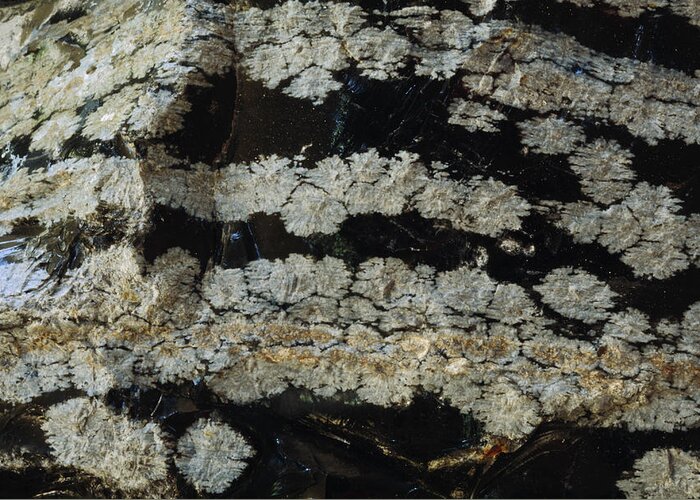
top-left (0, 0), bottom-right (698, 497)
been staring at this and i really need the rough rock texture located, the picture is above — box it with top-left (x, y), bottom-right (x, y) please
top-left (0, 0), bottom-right (698, 497)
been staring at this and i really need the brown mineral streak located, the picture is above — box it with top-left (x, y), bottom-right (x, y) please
top-left (7, 318), bottom-right (698, 397)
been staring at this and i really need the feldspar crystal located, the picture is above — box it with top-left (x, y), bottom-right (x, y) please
top-left (0, 0), bottom-right (698, 497)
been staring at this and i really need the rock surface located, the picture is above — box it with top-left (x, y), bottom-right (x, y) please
top-left (0, 0), bottom-right (698, 497)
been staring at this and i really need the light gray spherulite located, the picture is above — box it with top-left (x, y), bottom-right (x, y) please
top-left (2, 245), bottom-right (699, 441)
top-left (462, 0), bottom-right (498, 16)
top-left (603, 308), bottom-right (654, 343)
top-left (617, 448), bottom-right (700, 499)
top-left (0, 155), bottom-right (147, 238)
top-left (175, 418), bottom-right (255, 494)
top-left (42, 398), bottom-right (171, 495)
top-left (0, 0), bottom-right (235, 156)
top-left (471, 380), bottom-right (542, 440)
top-left (518, 115), bottom-right (586, 155)
top-left (556, 182), bottom-right (695, 279)
top-left (533, 267), bottom-right (617, 323)
top-left (234, 1), bottom-right (470, 103)
top-left (462, 24), bottom-right (700, 145)
top-left (447, 98), bottom-right (507, 132)
top-left (552, 0), bottom-right (700, 27)
top-left (212, 150), bottom-right (531, 238)
top-left (568, 138), bottom-right (635, 205)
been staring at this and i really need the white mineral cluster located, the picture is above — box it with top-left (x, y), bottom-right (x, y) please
top-left (554, 0), bottom-right (700, 26)
top-left (151, 149), bottom-right (531, 238)
top-left (462, 0), bottom-right (498, 16)
top-left (232, 1), bottom-right (700, 150)
top-left (617, 448), bottom-right (700, 499)
top-left (461, 24), bottom-right (700, 146)
top-left (533, 267), bottom-right (618, 323)
top-left (42, 398), bottom-right (171, 495)
top-left (2, 244), bottom-right (699, 443)
top-left (232, 1), bottom-right (494, 102)
top-left (558, 183), bottom-right (696, 279)
top-left (175, 418), bottom-right (255, 494)
top-left (568, 139), bottom-right (635, 204)
top-left (448, 99), bottom-right (507, 133)
top-left (0, 0), bottom-right (235, 157)
top-left (0, 155), bottom-right (146, 237)
top-left (222, 151), bottom-right (530, 237)
top-left (510, 107), bottom-right (696, 281)
top-left (518, 116), bottom-right (586, 155)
